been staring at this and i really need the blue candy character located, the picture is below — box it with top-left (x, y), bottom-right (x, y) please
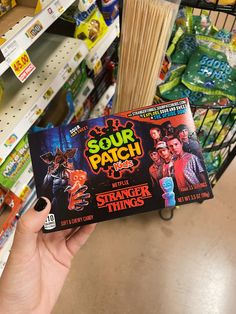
top-left (159, 177), bottom-right (176, 207)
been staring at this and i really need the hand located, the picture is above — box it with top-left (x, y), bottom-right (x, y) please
top-left (0, 197), bottom-right (96, 314)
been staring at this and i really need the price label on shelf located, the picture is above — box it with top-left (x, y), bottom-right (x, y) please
top-left (94, 59), bottom-right (102, 75)
top-left (9, 51), bottom-right (36, 83)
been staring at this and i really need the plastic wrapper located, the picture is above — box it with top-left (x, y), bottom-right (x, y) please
top-left (159, 77), bottom-right (232, 106)
top-left (171, 34), bottom-right (197, 64)
top-left (203, 152), bottom-right (222, 175)
top-left (182, 45), bottom-right (236, 101)
top-left (74, 4), bottom-right (108, 49)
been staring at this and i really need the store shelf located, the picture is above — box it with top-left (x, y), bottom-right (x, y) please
top-left (86, 17), bottom-right (120, 70)
top-left (90, 84), bottom-right (116, 118)
top-left (0, 184), bottom-right (37, 277)
top-left (0, 0), bottom-right (76, 76)
top-left (74, 78), bottom-right (95, 113)
top-left (0, 33), bottom-right (88, 166)
top-left (0, 228), bottom-right (15, 277)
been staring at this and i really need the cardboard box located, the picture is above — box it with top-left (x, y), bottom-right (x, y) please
top-left (0, 0), bottom-right (41, 37)
top-left (29, 98), bottom-right (214, 232)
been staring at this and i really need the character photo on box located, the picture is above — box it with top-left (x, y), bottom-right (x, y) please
top-left (148, 120), bottom-right (207, 196)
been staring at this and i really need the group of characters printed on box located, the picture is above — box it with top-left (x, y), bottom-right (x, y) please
top-left (148, 121), bottom-right (207, 207)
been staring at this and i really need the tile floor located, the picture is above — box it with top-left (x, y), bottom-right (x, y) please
top-left (53, 159), bottom-right (236, 314)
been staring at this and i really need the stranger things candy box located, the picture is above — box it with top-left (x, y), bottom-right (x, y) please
top-left (28, 98), bottom-right (213, 232)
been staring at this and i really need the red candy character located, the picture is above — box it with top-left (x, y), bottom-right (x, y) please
top-left (65, 169), bottom-right (90, 211)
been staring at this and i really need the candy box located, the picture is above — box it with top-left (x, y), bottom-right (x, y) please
top-left (28, 98), bottom-right (213, 233)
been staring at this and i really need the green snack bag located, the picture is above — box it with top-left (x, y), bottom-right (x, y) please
top-left (160, 77), bottom-right (204, 104)
top-left (166, 27), bottom-right (184, 57)
top-left (171, 34), bottom-right (197, 64)
top-left (164, 64), bottom-right (186, 82)
top-left (182, 45), bottom-right (236, 101)
top-left (159, 77), bottom-right (227, 106)
top-left (0, 135), bottom-right (31, 189)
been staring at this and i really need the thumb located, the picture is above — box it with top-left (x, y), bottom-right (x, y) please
top-left (12, 197), bottom-right (51, 257)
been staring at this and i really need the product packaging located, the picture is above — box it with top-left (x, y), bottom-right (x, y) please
top-left (74, 4), bottom-right (108, 49)
top-left (0, 0), bottom-right (16, 19)
top-left (29, 98), bottom-right (213, 233)
top-left (0, 135), bottom-right (30, 189)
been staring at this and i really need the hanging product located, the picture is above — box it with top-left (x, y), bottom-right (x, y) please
top-left (114, 0), bottom-right (180, 112)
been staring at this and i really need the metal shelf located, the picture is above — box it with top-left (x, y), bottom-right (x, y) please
top-left (74, 78), bottom-right (95, 113)
top-left (0, 0), bottom-right (76, 76)
top-left (86, 16), bottom-right (120, 70)
top-left (0, 33), bottom-right (88, 166)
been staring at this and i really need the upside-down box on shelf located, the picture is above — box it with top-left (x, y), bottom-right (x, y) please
top-left (29, 98), bottom-right (214, 233)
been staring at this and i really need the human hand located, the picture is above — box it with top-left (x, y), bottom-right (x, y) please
top-left (0, 197), bottom-right (96, 314)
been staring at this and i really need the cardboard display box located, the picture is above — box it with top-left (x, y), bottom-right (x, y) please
top-left (29, 98), bottom-right (214, 233)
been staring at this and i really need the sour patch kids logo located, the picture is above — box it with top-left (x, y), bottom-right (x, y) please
top-left (85, 119), bottom-right (143, 179)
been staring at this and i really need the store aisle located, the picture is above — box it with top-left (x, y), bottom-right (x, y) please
top-left (53, 159), bottom-right (236, 314)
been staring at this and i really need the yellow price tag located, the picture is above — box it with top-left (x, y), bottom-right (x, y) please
top-left (19, 185), bottom-right (31, 201)
top-left (0, 38), bottom-right (6, 46)
top-left (11, 51), bottom-right (31, 75)
top-left (94, 59), bottom-right (102, 76)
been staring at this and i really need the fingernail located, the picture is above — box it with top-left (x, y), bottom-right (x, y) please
top-left (34, 198), bottom-right (47, 212)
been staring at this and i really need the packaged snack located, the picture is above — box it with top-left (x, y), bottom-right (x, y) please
top-left (192, 13), bottom-right (213, 36)
top-left (182, 45), bottom-right (236, 101)
top-left (101, 0), bottom-right (119, 26)
top-left (163, 64), bottom-right (186, 82)
top-left (196, 34), bottom-right (236, 68)
top-left (214, 29), bottom-right (232, 43)
top-left (159, 77), bottom-right (232, 106)
top-left (74, 5), bottom-right (108, 49)
top-left (64, 61), bottom-right (88, 99)
top-left (78, 0), bottom-right (96, 12)
top-left (0, 189), bottom-right (22, 249)
top-left (171, 34), bottom-right (197, 64)
top-left (203, 151), bottom-right (222, 175)
top-left (28, 98), bottom-right (213, 233)
top-left (166, 27), bottom-right (184, 57)
top-left (193, 108), bottom-right (233, 147)
top-left (0, 0), bottom-right (16, 19)
top-left (0, 186), bottom-right (7, 215)
top-left (0, 135), bottom-right (31, 189)
top-left (196, 121), bottom-right (227, 147)
top-left (158, 55), bottom-right (172, 83)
